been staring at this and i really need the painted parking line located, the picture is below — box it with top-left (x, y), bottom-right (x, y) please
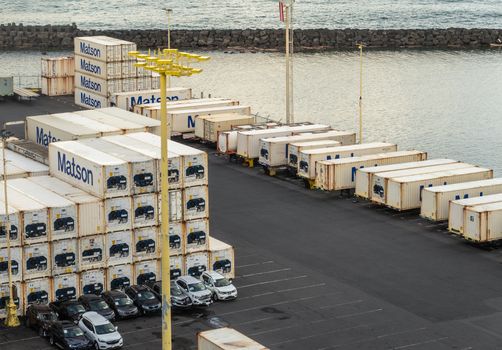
top-left (239, 283), bottom-right (327, 300)
top-left (270, 324), bottom-right (370, 347)
top-left (123, 338), bottom-right (161, 348)
top-left (238, 275), bottom-right (308, 289)
top-left (236, 260), bottom-right (274, 268)
top-left (336, 308), bottom-right (383, 319)
top-left (319, 299), bottom-right (364, 310)
top-left (237, 267), bottom-right (292, 278)
top-left (0, 336), bottom-right (40, 345)
top-left (392, 337), bottom-right (449, 349)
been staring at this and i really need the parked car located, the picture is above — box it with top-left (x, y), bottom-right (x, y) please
top-left (78, 311), bottom-right (123, 350)
top-left (124, 285), bottom-right (161, 315)
top-left (102, 290), bottom-right (139, 319)
top-left (78, 295), bottom-right (115, 321)
top-left (145, 280), bottom-right (192, 309)
top-left (201, 271), bottom-right (237, 301)
top-left (25, 304), bottom-right (58, 336)
top-left (48, 321), bottom-right (93, 350)
top-left (49, 300), bottom-right (86, 323)
top-left (175, 276), bottom-right (212, 307)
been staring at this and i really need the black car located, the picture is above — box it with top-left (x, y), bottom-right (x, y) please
top-left (26, 256), bottom-right (48, 271)
top-left (82, 248), bottom-right (102, 262)
top-left (26, 290), bottom-right (49, 304)
top-left (110, 276), bottom-right (131, 291)
top-left (186, 198), bottom-right (206, 212)
top-left (25, 304), bottom-right (58, 336)
top-left (0, 259), bottom-right (19, 275)
top-left (169, 235), bottom-right (181, 250)
top-left (136, 271), bottom-right (156, 286)
top-left (109, 242), bottom-right (129, 258)
top-left (49, 300), bottom-right (86, 323)
top-left (133, 172), bottom-right (154, 187)
top-left (186, 164), bottom-right (204, 179)
top-left (82, 282), bottom-right (104, 296)
top-left (187, 265), bottom-right (206, 278)
top-left (78, 295), bottom-right (115, 321)
top-left (48, 321), bottom-right (92, 350)
top-left (108, 209), bottom-right (128, 224)
top-left (136, 238), bottom-right (156, 254)
top-left (187, 231), bottom-right (206, 246)
top-left (54, 252), bottom-right (76, 268)
top-left (107, 175), bottom-right (127, 190)
top-left (213, 259), bottom-right (232, 274)
top-left (146, 280), bottom-right (192, 310)
top-left (124, 285), bottom-right (161, 315)
top-left (53, 217), bottom-right (75, 232)
top-left (135, 205), bottom-right (155, 220)
top-left (102, 290), bottom-right (139, 319)
top-left (0, 224), bottom-right (18, 240)
top-left (25, 222), bottom-right (47, 238)
top-left (55, 286), bottom-right (77, 301)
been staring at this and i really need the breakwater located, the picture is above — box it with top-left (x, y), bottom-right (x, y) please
top-left (1, 23), bottom-right (501, 51)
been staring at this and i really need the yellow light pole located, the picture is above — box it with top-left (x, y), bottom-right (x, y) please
top-left (163, 8), bottom-right (173, 89)
top-left (129, 49), bottom-right (209, 350)
top-left (1, 121), bottom-right (24, 328)
top-left (281, 0), bottom-right (295, 124)
top-left (357, 42), bottom-right (366, 144)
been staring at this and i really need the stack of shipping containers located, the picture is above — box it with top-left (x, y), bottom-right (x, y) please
top-left (41, 56), bottom-right (75, 96)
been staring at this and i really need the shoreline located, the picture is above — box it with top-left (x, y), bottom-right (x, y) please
top-left (1, 23), bottom-right (501, 52)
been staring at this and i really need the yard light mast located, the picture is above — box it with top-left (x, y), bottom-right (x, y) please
top-left (357, 42), bottom-right (366, 144)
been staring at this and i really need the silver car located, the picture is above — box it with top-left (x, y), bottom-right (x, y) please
top-left (201, 271), bottom-right (237, 301)
top-left (175, 275), bottom-right (212, 307)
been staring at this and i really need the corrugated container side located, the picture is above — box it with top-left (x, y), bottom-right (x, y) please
top-left (448, 193), bottom-right (502, 234)
top-left (24, 277), bottom-right (51, 309)
top-left (184, 219), bottom-right (209, 254)
top-left (132, 193), bottom-right (158, 228)
top-left (0, 201), bottom-right (22, 248)
top-left (170, 255), bottom-right (184, 280)
top-left (105, 196), bottom-right (133, 232)
top-left (79, 235), bottom-right (105, 271)
top-left (183, 186), bottom-right (209, 221)
top-left (198, 328), bottom-right (269, 350)
top-left (169, 222), bottom-right (184, 256)
top-left (160, 190), bottom-right (183, 222)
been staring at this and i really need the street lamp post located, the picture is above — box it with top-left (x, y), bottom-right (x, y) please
top-left (280, 0), bottom-right (295, 124)
top-left (163, 8), bottom-right (173, 89)
top-left (128, 49), bottom-right (209, 350)
top-left (1, 120), bottom-right (24, 328)
top-left (357, 42), bottom-right (366, 144)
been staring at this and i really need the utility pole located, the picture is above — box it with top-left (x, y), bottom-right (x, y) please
top-left (163, 8), bottom-right (173, 89)
top-left (357, 42), bottom-right (366, 144)
top-left (281, 0), bottom-right (295, 124)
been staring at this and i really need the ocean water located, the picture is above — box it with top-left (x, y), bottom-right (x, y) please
top-left (1, 48), bottom-right (502, 174)
top-left (1, 0), bottom-right (502, 30)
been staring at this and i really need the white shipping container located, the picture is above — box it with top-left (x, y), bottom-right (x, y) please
top-left (136, 76), bottom-right (152, 91)
top-left (0, 201), bottom-right (22, 247)
top-left (134, 98), bottom-right (232, 115)
top-left (421, 178), bottom-right (502, 221)
top-left (80, 269), bottom-right (105, 295)
top-left (79, 138), bottom-right (157, 195)
top-left (198, 327), bottom-right (269, 350)
top-left (160, 190), bottom-right (183, 222)
top-left (298, 142), bottom-right (398, 180)
top-left (41, 56), bottom-right (74, 78)
top-left (147, 100), bottom-right (240, 120)
top-left (28, 176), bottom-right (105, 237)
top-left (23, 243), bottom-right (50, 280)
top-left (105, 196), bottom-right (133, 232)
top-left (74, 72), bottom-right (127, 97)
top-left (51, 112), bottom-right (122, 136)
top-left (0, 246), bottom-right (22, 283)
top-left (0, 281), bottom-right (22, 318)
top-left (237, 124), bottom-right (331, 159)
top-left (111, 88), bottom-right (192, 111)
top-left (185, 251), bottom-right (209, 278)
top-left (463, 202), bottom-right (502, 242)
top-left (355, 159), bottom-right (459, 199)
top-left (288, 140), bottom-right (347, 169)
top-left (448, 194), bottom-right (502, 234)
top-left (42, 76), bottom-right (74, 96)
top-left (7, 178), bottom-right (78, 241)
top-left (196, 114), bottom-right (256, 143)
top-left (208, 237), bottom-right (235, 279)
top-left (74, 54), bottom-right (122, 80)
top-left (132, 193), bottom-right (158, 228)
top-left (75, 36), bottom-right (128, 62)
top-left (170, 255), bottom-right (184, 280)
top-left (133, 226), bottom-right (159, 261)
top-left (2, 148), bottom-right (50, 177)
top-left (386, 167), bottom-right (493, 211)
top-left (316, 151), bottom-right (428, 191)
top-left (0, 187), bottom-right (49, 245)
top-left (169, 222), bottom-right (184, 256)
top-left (75, 109), bottom-right (147, 134)
top-left (185, 219), bottom-right (209, 254)
top-left (133, 259), bottom-right (159, 285)
top-left (106, 231), bottom-right (133, 266)
top-left (370, 163), bottom-right (474, 204)
top-left (107, 264), bottom-right (133, 291)
top-left (79, 235), bottom-right (105, 271)
top-left (24, 277), bottom-right (51, 307)
top-left (52, 274), bottom-right (79, 301)
top-left (99, 107), bottom-right (161, 135)
top-left (49, 141), bottom-right (130, 199)
top-left (51, 239), bottom-right (78, 276)
top-left (94, 36), bottom-right (137, 61)
top-left (183, 186), bottom-right (209, 221)
top-left (75, 88), bottom-right (111, 109)
top-left (217, 124), bottom-right (282, 154)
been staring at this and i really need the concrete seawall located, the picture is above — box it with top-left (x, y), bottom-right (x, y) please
top-left (1, 23), bottom-right (502, 51)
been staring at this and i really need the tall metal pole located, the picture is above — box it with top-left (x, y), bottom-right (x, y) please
top-left (159, 72), bottom-right (172, 350)
top-left (358, 43), bottom-right (364, 144)
top-left (285, 3), bottom-right (291, 124)
top-left (289, 4), bottom-right (294, 124)
top-left (2, 133), bottom-right (19, 327)
top-left (164, 8), bottom-right (173, 89)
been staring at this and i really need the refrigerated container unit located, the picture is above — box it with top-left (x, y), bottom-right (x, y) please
top-left (208, 237), bottom-right (235, 279)
top-left (0, 187), bottom-right (49, 245)
top-left (386, 167), bottom-right (493, 211)
top-left (23, 243), bottom-right (50, 280)
top-left (24, 277), bottom-right (51, 308)
top-left (111, 87), bottom-right (192, 111)
top-left (28, 176), bottom-right (105, 237)
top-left (237, 124), bottom-right (331, 162)
top-left (51, 238), bottom-right (78, 276)
top-left (0, 246), bottom-right (22, 283)
top-left (75, 36), bottom-right (136, 62)
top-left (133, 226), bottom-right (159, 261)
top-left (75, 87), bottom-right (111, 109)
top-left (132, 193), bottom-right (158, 228)
top-left (463, 202), bottom-right (502, 243)
top-left (0, 200), bottom-right (21, 248)
top-left (102, 134), bottom-right (182, 190)
top-left (183, 186), bottom-right (209, 221)
top-left (49, 141), bottom-right (131, 198)
top-left (297, 142), bottom-right (398, 186)
top-left (104, 196), bottom-right (132, 232)
top-left (146, 100), bottom-right (240, 120)
top-left (355, 159), bottom-right (459, 199)
top-left (448, 193), bottom-right (502, 234)
top-left (106, 231), bottom-right (133, 266)
top-left (195, 114), bottom-right (256, 143)
top-left (170, 255), bottom-right (184, 280)
top-left (197, 327), bottom-right (269, 350)
top-left (80, 269), bottom-right (105, 296)
top-left (370, 162), bottom-right (473, 205)
top-left (107, 264), bottom-right (133, 291)
top-left (169, 222), bottom-right (184, 256)
top-left (184, 252), bottom-right (209, 278)
top-left (79, 138), bottom-right (157, 195)
top-left (96, 107), bottom-right (162, 135)
top-left (420, 178), bottom-right (502, 221)
top-left (288, 140), bottom-right (347, 171)
top-left (0, 281), bottom-right (22, 318)
top-left (74, 109), bottom-right (148, 134)
top-left (185, 219), bottom-right (209, 254)
top-left (2, 148), bottom-right (50, 176)
top-left (133, 259), bottom-right (159, 286)
top-left (315, 150), bottom-right (428, 191)
top-left (7, 178), bottom-right (77, 241)
top-left (79, 235), bottom-right (105, 271)
top-left (52, 273), bottom-right (79, 301)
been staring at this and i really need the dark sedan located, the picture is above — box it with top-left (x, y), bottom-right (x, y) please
top-left (49, 300), bottom-right (86, 323)
top-left (25, 304), bottom-right (58, 336)
top-left (78, 294), bottom-right (115, 321)
top-left (124, 285), bottom-right (161, 315)
top-left (48, 321), bottom-right (93, 350)
top-left (102, 289), bottom-right (139, 319)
